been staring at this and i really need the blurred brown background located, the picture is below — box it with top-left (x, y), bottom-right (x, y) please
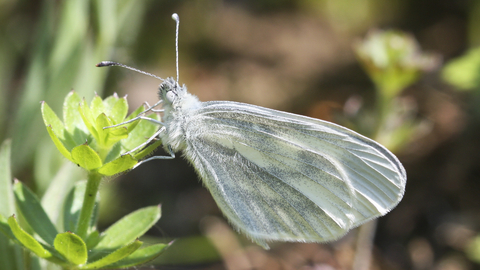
top-left (2, 0), bottom-right (480, 269)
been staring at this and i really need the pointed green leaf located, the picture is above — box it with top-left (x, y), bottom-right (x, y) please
top-left (13, 181), bottom-right (58, 245)
top-left (42, 101), bottom-right (79, 151)
top-left (90, 96), bottom-right (106, 119)
top-left (111, 97), bottom-right (129, 124)
top-left (98, 155), bottom-right (137, 176)
top-left (45, 125), bottom-right (75, 162)
top-left (122, 113), bottom-right (161, 151)
top-left (41, 162), bottom-right (78, 227)
top-left (63, 91), bottom-right (89, 145)
top-left (105, 243), bottom-right (168, 269)
top-left (71, 144), bottom-right (102, 170)
top-left (81, 240), bottom-right (142, 269)
top-left (123, 105), bottom-right (146, 133)
top-left (104, 95), bottom-right (128, 125)
top-left (108, 126), bottom-right (128, 139)
top-left (64, 91), bottom-right (83, 131)
top-left (8, 215), bottom-right (65, 265)
top-left (95, 113), bottom-right (112, 146)
top-left (0, 140), bottom-right (22, 270)
top-left (86, 230), bottom-right (100, 249)
top-left (41, 102), bottom-right (66, 139)
top-left (102, 95), bottom-right (118, 114)
top-left (94, 206), bottom-right (160, 251)
top-left (125, 105), bottom-right (145, 121)
top-left (96, 113), bottom-right (128, 147)
top-left (79, 99), bottom-right (99, 140)
top-left (0, 214), bottom-right (16, 241)
top-left (8, 216), bottom-right (52, 259)
top-left (54, 232), bottom-right (87, 265)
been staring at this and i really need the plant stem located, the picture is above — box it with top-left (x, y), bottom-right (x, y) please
top-left (76, 171), bottom-right (102, 240)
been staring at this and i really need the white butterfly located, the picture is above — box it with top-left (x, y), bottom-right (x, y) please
top-left (98, 14), bottom-right (406, 248)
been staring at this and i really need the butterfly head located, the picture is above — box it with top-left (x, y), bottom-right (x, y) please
top-left (159, 77), bottom-right (190, 109)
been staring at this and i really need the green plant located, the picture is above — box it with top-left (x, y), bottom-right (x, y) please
top-left (0, 92), bottom-right (170, 269)
top-left (350, 29), bottom-right (439, 270)
top-left (353, 29), bottom-right (439, 150)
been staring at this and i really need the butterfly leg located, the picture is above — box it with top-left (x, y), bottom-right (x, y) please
top-left (138, 99), bottom-right (164, 114)
top-left (133, 145), bottom-right (175, 169)
top-left (144, 101), bottom-right (164, 113)
top-left (123, 127), bottom-right (165, 155)
top-left (104, 100), bottom-right (164, 129)
top-left (105, 116), bottom-right (165, 129)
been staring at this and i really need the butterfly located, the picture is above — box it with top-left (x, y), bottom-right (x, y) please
top-left (97, 13), bottom-right (406, 248)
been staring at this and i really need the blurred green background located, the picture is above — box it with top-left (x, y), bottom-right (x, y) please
top-left (2, 0), bottom-right (480, 269)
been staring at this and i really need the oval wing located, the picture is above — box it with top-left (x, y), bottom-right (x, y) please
top-left (182, 101), bottom-right (406, 247)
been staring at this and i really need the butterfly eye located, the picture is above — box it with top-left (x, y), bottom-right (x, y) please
top-left (166, 91), bottom-right (176, 103)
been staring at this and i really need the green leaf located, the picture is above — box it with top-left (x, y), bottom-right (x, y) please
top-left (13, 181), bottom-right (58, 245)
top-left (41, 162), bottom-right (78, 228)
top-left (64, 91), bottom-right (82, 131)
top-left (0, 214), bottom-right (16, 241)
top-left (108, 126), bottom-right (129, 139)
top-left (105, 243), bottom-right (168, 269)
top-left (41, 102), bottom-right (66, 140)
top-left (45, 125), bottom-right (75, 163)
top-left (54, 232), bottom-right (87, 265)
top-left (442, 46), bottom-right (480, 90)
top-left (104, 95), bottom-right (128, 125)
top-left (0, 140), bottom-right (22, 270)
top-left (81, 240), bottom-right (142, 269)
top-left (79, 99), bottom-right (99, 140)
top-left (90, 96), bottom-right (106, 119)
top-left (92, 206), bottom-right (160, 255)
top-left (42, 101), bottom-right (79, 150)
top-left (86, 230), bottom-right (100, 249)
top-left (102, 95), bottom-right (118, 114)
top-left (63, 91), bottom-right (89, 145)
top-left (96, 113), bottom-right (128, 147)
top-left (124, 105), bottom-right (146, 133)
top-left (98, 155), bottom-right (137, 176)
top-left (8, 215), bottom-right (52, 259)
top-left (71, 144), bottom-right (102, 170)
top-left (122, 113), bottom-right (161, 152)
top-left (95, 113), bottom-right (112, 146)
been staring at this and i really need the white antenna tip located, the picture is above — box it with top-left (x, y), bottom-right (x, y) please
top-left (172, 13), bottom-right (179, 22)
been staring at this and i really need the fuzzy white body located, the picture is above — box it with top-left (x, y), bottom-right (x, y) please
top-left (156, 77), bottom-right (406, 248)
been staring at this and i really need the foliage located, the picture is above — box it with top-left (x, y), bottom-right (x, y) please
top-left (352, 29), bottom-right (439, 150)
top-left (0, 90), bottom-right (170, 269)
top-left (41, 92), bottom-right (160, 176)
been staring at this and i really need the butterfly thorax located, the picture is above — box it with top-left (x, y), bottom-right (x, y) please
top-left (158, 78), bottom-right (202, 152)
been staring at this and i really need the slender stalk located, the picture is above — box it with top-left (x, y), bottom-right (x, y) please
top-left (352, 220), bottom-right (378, 270)
top-left (354, 83), bottom-right (395, 270)
top-left (76, 172), bottom-right (102, 240)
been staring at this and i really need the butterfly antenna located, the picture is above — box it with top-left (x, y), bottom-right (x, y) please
top-left (172, 13), bottom-right (180, 83)
top-left (96, 61), bottom-right (164, 81)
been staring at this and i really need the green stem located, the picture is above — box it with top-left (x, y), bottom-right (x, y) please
top-left (372, 83), bottom-right (399, 141)
top-left (76, 171), bottom-right (102, 240)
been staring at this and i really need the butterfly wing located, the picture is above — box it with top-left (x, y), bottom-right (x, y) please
top-left (181, 101), bottom-right (406, 247)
